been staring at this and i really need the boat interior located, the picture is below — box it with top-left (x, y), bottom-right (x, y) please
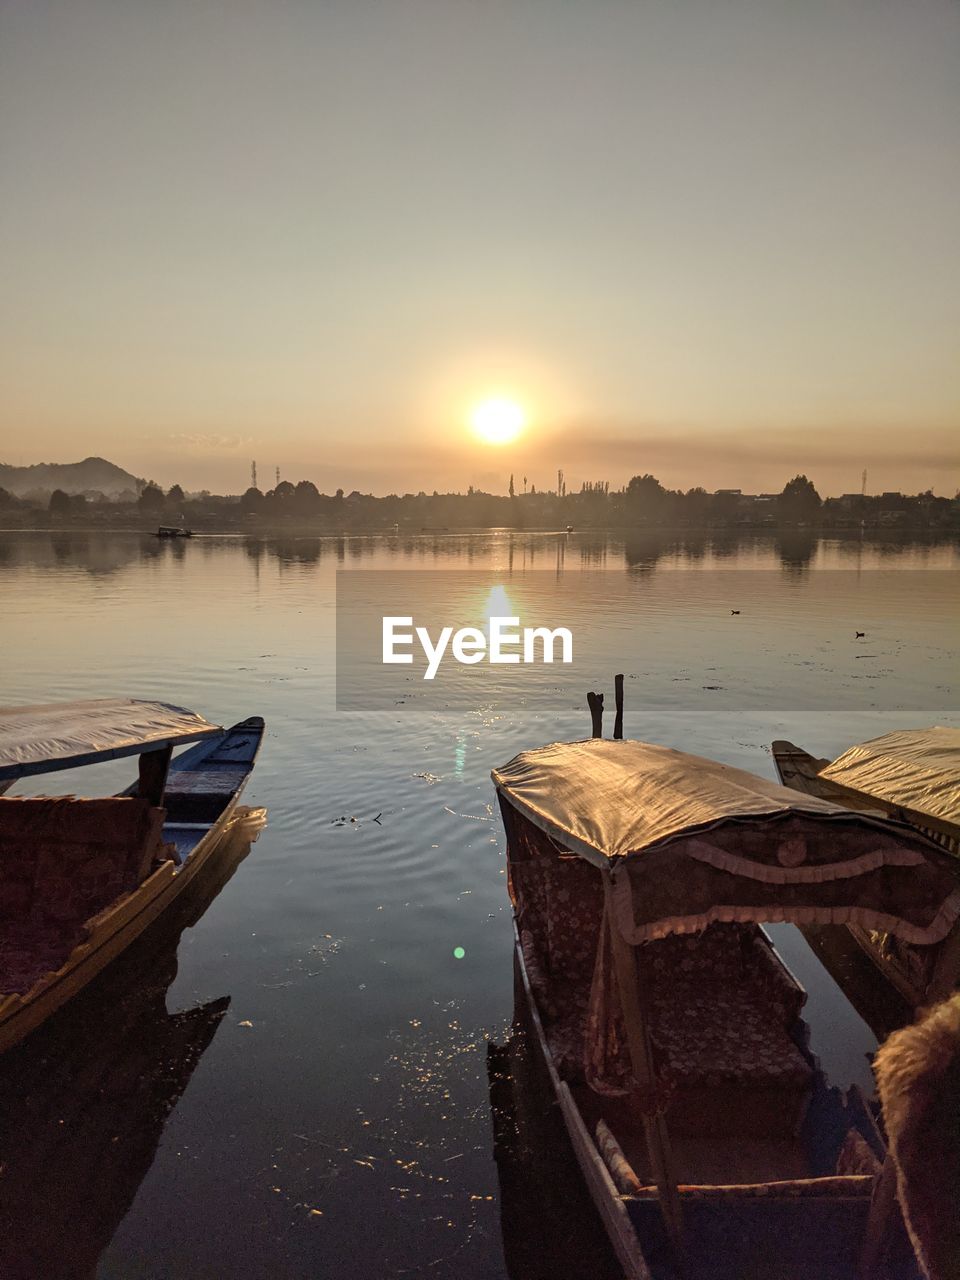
top-left (492, 737), bottom-right (960, 1278)
top-left (0, 717), bottom-right (263, 1001)
top-left (509, 831), bottom-right (898, 1278)
top-left (122, 718), bottom-right (263, 862)
top-left (519, 899), bottom-right (889, 1279)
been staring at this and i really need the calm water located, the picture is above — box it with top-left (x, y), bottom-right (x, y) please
top-left (1, 529), bottom-right (957, 1279)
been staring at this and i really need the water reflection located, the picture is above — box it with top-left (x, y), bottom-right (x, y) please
top-left (1, 528), bottom-right (955, 1277)
top-left (0, 528), bottom-right (955, 579)
top-left (775, 530), bottom-right (818, 574)
top-left (797, 924), bottom-right (913, 1042)
top-left (0, 810), bottom-right (266, 1280)
top-left (486, 964), bottom-right (620, 1280)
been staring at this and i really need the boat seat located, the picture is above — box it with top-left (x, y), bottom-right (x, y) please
top-left (162, 765), bottom-right (245, 822)
top-left (639, 925), bottom-right (814, 1136)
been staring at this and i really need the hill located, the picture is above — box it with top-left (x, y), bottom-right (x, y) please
top-left (0, 457), bottom-right (141, 498)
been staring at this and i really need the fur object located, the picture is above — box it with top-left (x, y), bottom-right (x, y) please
top-left (874, 996), bottom-right (960, 1280)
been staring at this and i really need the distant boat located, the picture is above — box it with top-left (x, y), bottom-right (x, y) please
top-left (491, 738), bottom-right (956, 1279)
top-left (773, 729), bottom-right (960, 1009)
top-left (156, 525), bottom-right (192, 538)
top-left (0, 699), bottom-right (263, 1052)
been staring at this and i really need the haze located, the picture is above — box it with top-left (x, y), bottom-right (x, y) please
top-left (1, 1), bottom-right (958, 496)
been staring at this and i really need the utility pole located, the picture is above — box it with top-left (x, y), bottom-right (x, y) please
top-left (861, 468), bottom-right (867, 498)
top-left (251, 460), bottom-right (257, 490)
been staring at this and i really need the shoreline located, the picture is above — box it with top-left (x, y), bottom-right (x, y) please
top-left (2, 522), bottom-right (957, 541)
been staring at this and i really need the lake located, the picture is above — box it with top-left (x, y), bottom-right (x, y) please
top-left (1, 528), bottom-right (957, 1279)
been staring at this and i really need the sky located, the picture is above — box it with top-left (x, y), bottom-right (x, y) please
top-left (1, 0), bottom-right (958, 497)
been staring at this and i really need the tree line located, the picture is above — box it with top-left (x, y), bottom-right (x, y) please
top-left (0, 472), bottom-right (955, 532)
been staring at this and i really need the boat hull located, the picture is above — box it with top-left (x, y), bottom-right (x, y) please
top-left (511, 921), bottom-right (654, 1280)
top-left (772, 739), bottom-right (960, 1010)
top-left (506, 916), bottom-right (900, 1280)
top-left (0, 718), bottom-right (263, 1053)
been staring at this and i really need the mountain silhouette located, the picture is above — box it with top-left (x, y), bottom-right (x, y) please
top-left (0, 457), bottom-right (139, 497)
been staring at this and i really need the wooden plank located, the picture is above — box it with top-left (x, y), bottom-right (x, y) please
top-left (604, 873), bottom-right (684, 1254)
top-left (557, 1084), bottom-right (653, 1280)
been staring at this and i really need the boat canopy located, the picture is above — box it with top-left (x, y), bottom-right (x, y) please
top-left (493, 739), bottom-right (960, 944)
top-left (819, 727), bottom-right (960, 830)
top-left (0, 699), bottom-right (222, 782)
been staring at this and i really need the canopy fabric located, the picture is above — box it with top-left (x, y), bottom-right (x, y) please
top-left (494, 739), bottom-right (960, 943)
top-left (819, 727), bottom-right (960, 831)
top-left (610, 817), bottom-right (960, 945)
top-left (493, 739), bottom-right (889, 866)
top-left (0, 699), bottom-right (222, 781)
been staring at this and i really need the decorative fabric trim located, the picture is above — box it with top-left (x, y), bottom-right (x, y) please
top-left (683, 837), bottom-right (926, 885)
top-left (595, 1120), bottom-right (643, 1196)
top-left (670, 1175), bottom-right (875, 1200)
top-left (611, 877), bottom-right (960, 948)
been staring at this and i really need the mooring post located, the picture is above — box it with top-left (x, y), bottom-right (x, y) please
top-left (614, 673), bottom-right (624, 740)
top-left (587, 691), bottom-right (604, 737)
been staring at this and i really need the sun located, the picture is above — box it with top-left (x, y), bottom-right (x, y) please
top-left (469, 397), bottom-right (526, 445)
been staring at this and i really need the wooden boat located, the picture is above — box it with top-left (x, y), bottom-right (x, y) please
top-left (492, 739), bottom-right (960, 1280)
top-left (0, 808), bottom-right (265, 1280)
top-left (772, 729), bottom-right (960, 854)
top-left (0, 698), bottom-right (263, 1053)
top-left (773, 730), bottom-right (960, 1008)
top-left (156, 525), bottom-right (192, 538)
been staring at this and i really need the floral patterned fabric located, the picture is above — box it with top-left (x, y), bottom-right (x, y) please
top-left (672, 1175), bottom-right (874, 1200)
top-left (0, 916), bottom-right (86, 996)
top-left (0, 796), bottom-right (169, 996)
top-left (505, 802), bottom-right (815, 1118)
top-left (545, 983), bottom-right (592, 1082)
top-left (585, 920), bottom-right (812, 1102)
top-left (501, 793), bottom-right (603, 991)
top-left (595, 1119), bottom-right (645, 1196)
top-left (638, 926), bottom-right (812, 1091)
top-left (540, 853), bottom-right (603, 988)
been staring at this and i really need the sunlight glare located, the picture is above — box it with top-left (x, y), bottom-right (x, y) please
top-left (483, 584), bottom-right (512, 620)
top-left (469, 398), bottom-right (525, 445)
